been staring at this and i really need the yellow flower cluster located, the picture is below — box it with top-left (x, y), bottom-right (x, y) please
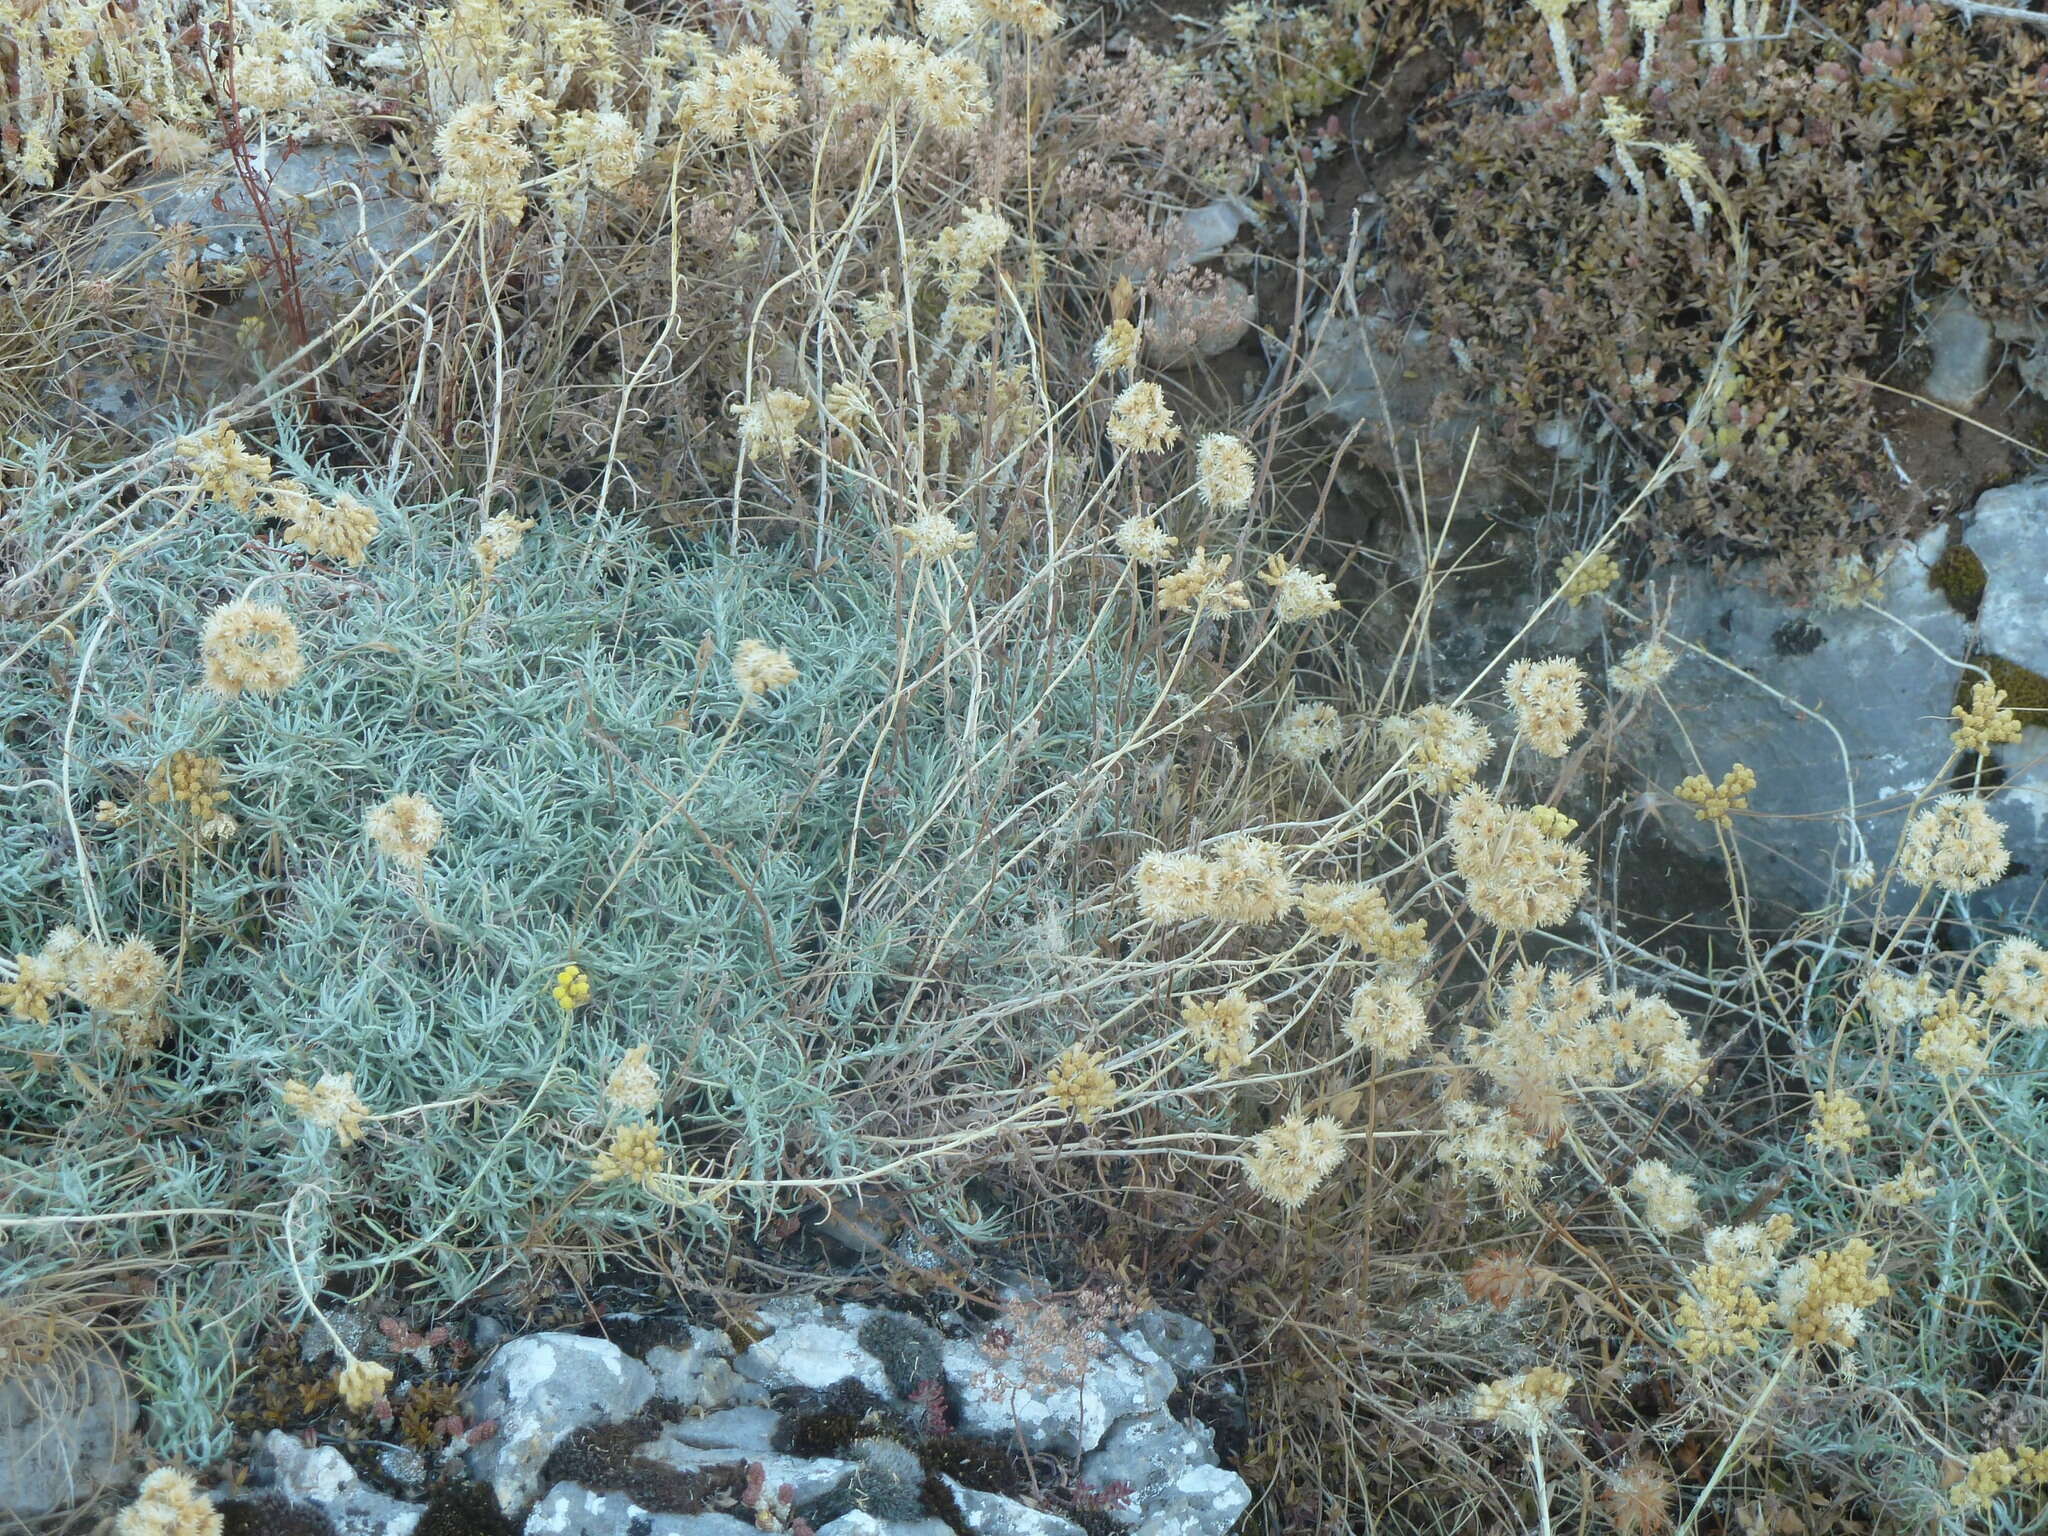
top-left (1914, 991), bottom-right (1988, 1077)
top-left (1045, 1044), bottom-right (1117, 1124)
top-left (431, 101), bottom-right (532, 224)
top-left (1107, 381), bottom-right (1181, 454)
top-left (605, 1044), bottom-right (662, 1118)
top-left (147, 749), bottom-right (233, 839)
top-left (1628, 1159), bottom-right (1700, 1233)
top-left (676, 44), bottom-right (800, 144)
top-left (335, 1356), bottom-right (393, 1413)
top-left (1874, 1161), bottom-right (1939, 1207)
top-left (1094, 318), bottom-right (1141, 372)
top-left (1436, 1098), bottom-right (1548, 1207)
top-left (1113, 514), bottom-right (1178, 564)
top-left (893, 511), bottom-right (977, 561)
top-left (474, 512), bottom-right (537, 578)
top-left (1674, 1260), bottom-right (1770, 1362)
top-left (281, 1073), bottom-right (371, 1148)
top-left (1674, 762), bottom-right (1755, 827)
top-left (1805, 1090), bottom-right (1870, 1156)
top-left (268, 480), bottom-right (381, 566)
top-left (733, 639), bottom-right (800, 696)
top-left (175, 423), bottom-right (271, 514)
top-left (1776, 1238), bottom-right (1887, 1350)
top-left (592, 1122), bottom-right (668, 1185)
top-left (1271, 703), bottom-right (1344, 765)
top-left (736, 389), bottom-right (813, 461)
top-left (1194, 433), bottom-right (1256, 511)
top-left (366, 793), bottom-right (445, 872)
top-left (1950, 1449), bottom-right (2017, 1513)
top-left (553, 963), bottom-right (592, 1011)
top-left (1556, 548), bottom-right (1620, 607)
top-left (1156, 549), bottom-right (1249, 616)
top-left (0, 949), bottom-right (64, 1023)
top-left (1951, 681), bottom-right (2024, 755)
top-left (1297, 881), bottom-right (1428, 963)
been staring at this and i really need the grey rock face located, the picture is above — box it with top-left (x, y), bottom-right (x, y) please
top-left (942, 1326), bottom-right (1176, 1454)
top-left (1130, 1311), bottom-right (1215, 1377)
top-left (523, 1482), bottom-right (757, 1536)
top-left (1616, 526), bottom-right (1991, 913)
top-left (464, 1332), bottom-right (658, 1516)
top-left (256, 1429), bottom-right (425, 1536)
top-left (647, 1327), bottom-right (744, 1411)
top-left (814, 1512), bottom-right (956, 1536)
top-left (664, 1406), bottom-right (781, 1453)
top-left (1965, 477), bottom-right (2048, 680)
top-left (941, 1478), bottom-right (1089, 1536)
top-left (736, 1322), bottom-right (893, 1397)
top-left (0, 1351), bottom-right (136, 1517)
top-left (1920, 291), bottom-right (1996, 408)
top-left (1079, 1415), bottom-right (1252, 1536)
top-left (638, 1429), bottom-right (854, 1503)
top-left (89, 144), bottom-right (435, 304)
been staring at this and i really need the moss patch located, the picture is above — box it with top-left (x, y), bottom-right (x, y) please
top-left (1930, 539), bottom-right (1988, 620)
top-left (1965, 654), bottom-right (2048, 730)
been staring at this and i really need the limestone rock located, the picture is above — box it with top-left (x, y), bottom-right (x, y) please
top-left (523, 1481), bottom-right (757, 1536)
top-left (1079, 1415), bottom-right (1251, 1536)
top-left (736, 1322), bottom-right (893, 1397)
top-left (256, 1429), bottom-right (424, 1536)
top-left (464, 1332), bottom-right (658, 1516)
top-left (942, 1325), bottom-right (1175, 1454)
top-left (0, 1349), bottom-right (136, 1517)
top-left (941, 1478), bottom-right (1089, 1536)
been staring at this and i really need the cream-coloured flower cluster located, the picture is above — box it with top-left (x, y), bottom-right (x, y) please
top-left (176, 424), bottom-right (382, 565)
top-left (1, 927), bottom-right (170, 1050)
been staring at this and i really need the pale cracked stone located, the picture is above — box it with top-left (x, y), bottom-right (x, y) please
top-left (523, 1481), bottom-right (758, 1536)
top-left (256, 1429), bottom-right (424, 1536)
top-left (736, 1322), bottom-right (893, 1397)
top-left (464, 1333), bottom-right (657, 1516)
top-left (941, 1476), bottom-right (1089, 1536)
top-left (1079, 1415), bottom-right (1251, 1536)
top-left (941, 1326), bottom-right (1175, 1454)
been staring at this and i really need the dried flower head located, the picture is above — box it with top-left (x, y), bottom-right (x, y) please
top-left (71, 936), bottom-right (167, 1018)
top-left (175, 422), bottom-right (272, 513)
top-left (1525, 804), bottom-right (1576, 839)
top-left (1259, 556), bottom-right (1340, 623)
top-left (1602, 1459), bottom-right (1677, 1536)
top-left (336, 1357), bottom-right (393, 1413)
top-left (366, 793), bottom-right (445, 872)
top-left (1194, 433), bottom-right (1256, 511)
top-left (1132, 850), bottom-right (1213, 923)
top-left (281, 1073), bottom-right (371, 1147)
top-left (1345, 974), bottom-right (1429, 1060)
top-left (1805, 1090), bottom-right (1870, 1157)
top-left (1156, 548), bottom-right (1249, 616)
top-left (605, 1045), bottom-right (662, 1118)
top-left (271, 482), bottom-right (379, 566)
top-left (0, 950), bottom-right (64, 1024)
top-left (1899, 794), bottom-right (2010, 894)
top-left (1094, 318), bottom-right (1141, 371)
top-left (200, 598), bottom-right (305, 698)
top-left (431, 102), bottom-right (531, 224)
top-left (1385, 704), bottom-right (1494, 795)
top-left (1107, 381), bottom-right (1181, 454)
top-left (1980, 938), bottom-right (2048, 1030)
top-left (1609, 640), bottom-right (1677, 694)
top-left (474, 512), bottom-right (536, 578)
top-left (1447, 786), bottom-right (1591, 934)
top-left (1438, 1097), bottom-right (1548, 1207)
top-left (1463, 1250), bottom-right (1557, 1309)
top-left (116, 1467), bottom-right (222, 1536)
top-left (733, 639), bottom-right (800, 696)
top-left (148, 749), bottom-right (230, 824)
top-left (549, 109), bottom-right (642, 190)
top-left (1503, 656), bottom-right (1587, 757)
top-left (1179, 989), bottom-right (1263, 1078)
top-left (1702, 1213), bottom-right (1796, 1283)
top-left (1045, 1044), bottom-right (1117, 1125)
top-left (1914, 991), bottom-right (1989, 1077)
top-left (1300, 881), bottom-right (1427, 962)
top-left (906, 51), bottom-right (992, 132)
top-left (1271, 702), bottom-right (1344, 765)
top-left (1203, 834), bottom-right (1297, 924)
top-left (1556, 548), bottom-right (1619, 607)
top-left (737, 389), bottom-right (813, 461)
top-left (1874, 1161), bottom-right (1939, 1207)
top-left (593, 1121), bottom-right (668, 1185)
top-left (677, 45), bottom-right (801, 144)
top-left (1113, 514), bottom-right (1178, 564)
top-left (1628, 1159), bottom-right (1700, 1233)
top-left (1674, 763), bottom-right (1756, 827)
top-left (1863, 965), bottom-right (1938, 1028)
top-left (1242, 1111), bottom-right (1345, 1209)
top-left (1470, 1366), bottom-right (1574, 1435)
top-left (892, 511), bottom-right (976, 561)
